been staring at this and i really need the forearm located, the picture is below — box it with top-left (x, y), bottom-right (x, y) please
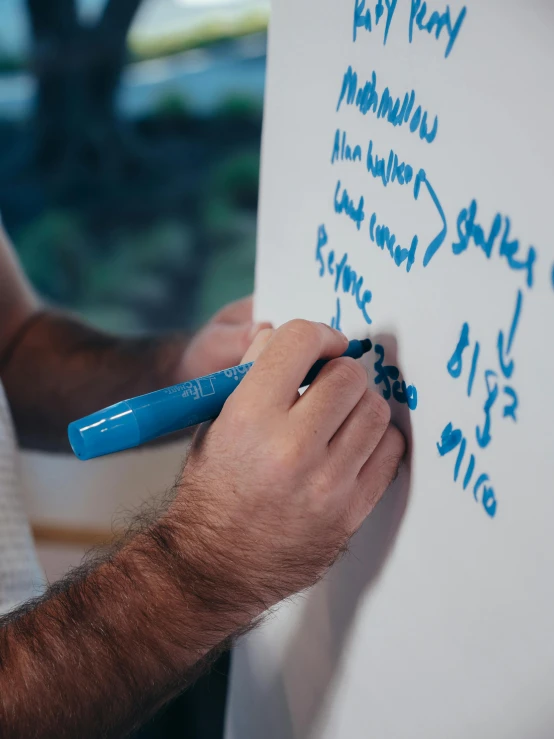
top-left (0, 310), bottom-right (190, 451)
top-left (0, 319), bottom-right (407, 738)
top-left (0, 494), bottom-right (254, 739)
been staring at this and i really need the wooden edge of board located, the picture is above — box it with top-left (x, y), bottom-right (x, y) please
top-left (32, 523), bottom-right (123, 547)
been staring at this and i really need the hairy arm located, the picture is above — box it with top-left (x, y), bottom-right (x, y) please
top-left (1, 308), bottom-right (191, 451)
top-left (0, 493), bottom-right (256, 739)
top-left (0, 322), bottom-right (405, 738)
top-left (0, 226), bottom-right (257, 451)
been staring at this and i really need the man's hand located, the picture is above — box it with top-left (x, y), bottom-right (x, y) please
top-left (173, 320), bottom-right (406, 620)
top-left (0, 320), bottom-right (405, 739)
top-left (179, 296), bottom-right (271, 380)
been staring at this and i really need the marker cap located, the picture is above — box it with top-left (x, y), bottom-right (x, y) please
top-left (68, 401), bottom-right (141, 461)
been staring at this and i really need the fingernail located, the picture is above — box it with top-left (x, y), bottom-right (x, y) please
top-left (248, 322), bottom-right (271, 342)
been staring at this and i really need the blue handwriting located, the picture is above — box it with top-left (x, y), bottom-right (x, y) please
top-left (368, 141), bottom-right (447, 266)
top-left (374, 344), bottom-right (418, 409)
top-left (331, 171), bottom-right (421, 273)
top-left (353, 0), bottom-right (398, 45)
top-left (453, 199), bottom-right (536, 289)
top-left (334, 180), bottom-right (365, 230)
top-left (409, 1), bottom-right (467, 58)
top-left (437, 422), bottom-right (497, 518)
top-left (331, 129), bottom-right (363, 164)
top-left (369, 211), bottom-right (418, 273)
top-left (413, 169), bottom-right (447, 266)
top-left (364, 136), bottom-right (447, 267)
top-left (366, 138), bottom-right (414, 188)
top-left (331, 298), bottom-right (342, 331)
top-left (316, 224), bottom-right (373, 324)
top-left (337, 65), bottom-right (439, 144)
top-left (332, 133), bottom-right (447, 269)
top-left (447, 290), bottom-right (523, 449)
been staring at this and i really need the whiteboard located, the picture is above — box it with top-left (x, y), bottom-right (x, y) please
top-left (226, 2), bottom-right (554, 738)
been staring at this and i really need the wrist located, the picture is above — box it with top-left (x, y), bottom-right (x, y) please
top-left (128, 496), bottom-right (257, 662)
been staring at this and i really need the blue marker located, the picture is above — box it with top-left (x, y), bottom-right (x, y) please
top-left (68, 338), bottom-right (373, 461)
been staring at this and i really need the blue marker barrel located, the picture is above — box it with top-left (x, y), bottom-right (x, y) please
top-left (68, 338), bottom-right (372, 461)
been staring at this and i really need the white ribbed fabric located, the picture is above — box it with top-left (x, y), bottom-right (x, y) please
top-left (0, 380), bottom-right (44, 614)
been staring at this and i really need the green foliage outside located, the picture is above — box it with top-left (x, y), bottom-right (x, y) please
top-left (0, 10), bottom-right (269, 72)
top-left (12, 107), bottom-right (261, 334)
top-left (129, 10), bottom-right (268, 62)
top-left (1, 8), bottom-right (266, 337)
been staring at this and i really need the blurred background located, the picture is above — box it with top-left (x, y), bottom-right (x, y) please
top-left (0, 1), bottom-right (268, 736)
top-left (0, 0), bottom-right (267, 334)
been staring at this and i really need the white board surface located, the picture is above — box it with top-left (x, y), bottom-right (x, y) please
top-left (226, 3), bottom-right (554, 738)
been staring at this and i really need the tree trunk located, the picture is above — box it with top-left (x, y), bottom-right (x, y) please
top-left (26, 0), bottom-right (143, 185)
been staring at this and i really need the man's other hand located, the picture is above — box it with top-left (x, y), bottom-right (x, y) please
top-left (179, 296), bottom-right (271, 380)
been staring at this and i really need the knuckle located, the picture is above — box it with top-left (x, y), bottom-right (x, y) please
top-left (345, 433), bottom-right (370, 465)
top-left (223, 397), bottom-right (255, 430)
top-left (329, 357), bottom-right (367, 389)
top-left (377, 427), bottom-right (406, 481)
top-left (281, 319), bottom-right (321, 349)
top-left (386, 423), bottom-right (407, 457)
top-left (362, 390), bottom-right (391, 429)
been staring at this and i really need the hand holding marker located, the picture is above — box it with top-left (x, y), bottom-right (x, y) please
top-left (68, 338), bottom-right (373, 461)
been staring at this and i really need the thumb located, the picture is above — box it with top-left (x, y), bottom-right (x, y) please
top-left (241, 327), bottom-right (274, 363)
top-left (221, 320), bottom-right (273, 360)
